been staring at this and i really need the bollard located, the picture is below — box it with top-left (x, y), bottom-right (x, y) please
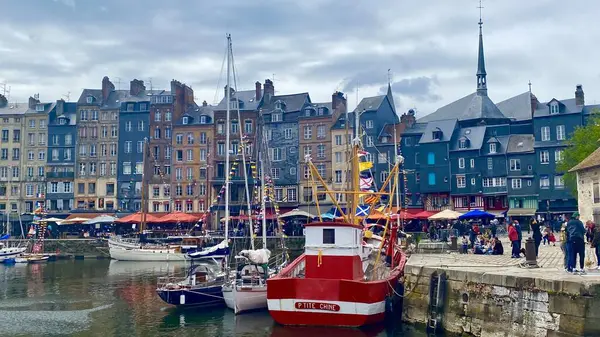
top-left (524, 238), bottom-right (538, 267)
top-left (450, 236), bottom-right (458, 251)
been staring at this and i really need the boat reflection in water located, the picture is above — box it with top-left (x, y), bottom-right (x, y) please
top-left (107, 260), bottom-right (187, 278)
top-left (269, 324), bottom-right (386, 337)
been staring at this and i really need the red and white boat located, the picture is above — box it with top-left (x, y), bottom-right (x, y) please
top-left (267, 114), bottom-right (407, 327)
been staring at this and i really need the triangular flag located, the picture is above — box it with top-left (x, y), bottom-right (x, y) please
top-left (359, 161), bottom-right (373, 172)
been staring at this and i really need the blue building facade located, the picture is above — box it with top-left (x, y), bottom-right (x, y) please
top-left (117, 80), bottom-right (152, 212)
top-left (46, 100), bottom-right (77, 212)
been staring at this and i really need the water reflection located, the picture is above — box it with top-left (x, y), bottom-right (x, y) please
top-left (0, 260), bottom-right (429, 337)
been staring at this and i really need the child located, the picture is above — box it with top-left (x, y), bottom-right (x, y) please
top-left (548, 231), bottom-right (556, 246)
top-left (542, 226), bottom-right (551, 245)
top-left (461, 235), bottom-right (469, 254)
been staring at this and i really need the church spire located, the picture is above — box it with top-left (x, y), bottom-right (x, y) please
top-left (386, 69), bottom-right (396, 114)
top-left (476, 1), bottom-right (487, 96)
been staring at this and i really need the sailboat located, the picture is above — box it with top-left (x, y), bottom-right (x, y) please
top-left (266, 110), bottom-right (407, 327)
top-left (0, 234), bottom-right (26, 262)
top-left (155, 34), bottom-right (236, 307)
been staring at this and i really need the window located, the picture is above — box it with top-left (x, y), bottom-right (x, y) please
top-left (200, 149), bottom-right (207, 161)
top-left (125, 121), bottom-right (132, 132)
top-left (123, 162), bottom-right (131, 175)
top-left (457, 175), bottom-right (466, 188)
top-left (217, 122), bottom-right (224, 134)
top-left (378, 152), bottom-right (387, 163)
top-left (427, 152), bottom-right (435, 165)
top-left (28, 151), bottom-right (34, 160)
top-left (471, 178), bottom-right (476, 186)
top-left (317, 125), bottom-right (326, 139)
top-left (135, 162), bottom-right (143, 174)
top-left (271, 148), bottom-right (285, 161)
top-left (284, 128), bottom-right (292, 139)
top-left (317, 145), bottom-right (325, 158)
top-left (510, 159), bottom-right (521, 171)
top-left (527, 180), bottom-right (532, 186)
top-left (323, 229), bottom-right (335, 244)
top-left (489, 143), bottom-right (497, 154)
top-left (217, 142), bottom-right (225, 156)
top-left (274, 188), bottom-right (283, 202)
top-left (124, 141), bottom-right (132, 153)
top-left (303, 146), bottom-right (311, 156)
top-left (79, 163), bottom-right (86, 176)
top-left (335, 152), bottom-right (342, 163)
top-left (154, 127), bottom-right (161, 139)
top-left (540, 150), bottom-right (549, 164)
top-left (335, 135), bottom-right (342, 146)
top-left (428, 173), bottom-right (436, 185)
top-left (556, 125), bottom-right (565, 140)
top-left (458, 158), bottom-right (465, 169)
top-left (111, 126), bottom-right (117, 137)
top-left (110, 144), bottom-right (117, 156)
top-left (272, 113), bottom-right (282, 122)
top-left (555, 149), bottom-right (564, 163)
top-left (187, 133), bottom-right (194, 144)
top-left (381, 171), bottom-right (389, 182)
top-left (540, 175), bottom-right (550, 189)
top-left (486, 157), bottom-right (492, 170)
top-left (405, 137), bottom-right (412, 146)
top-left (271, 168), bottom-right (280, 179)
top-left (366, 136), bottom-right (374, 147)
top-left (432, 130), bottom-right (442, 140)
top-left (165, 110), bottom-right (172, 121)
top-left (550, 102), bottom-right (559, 114)
top-left (415, 152), bottom-right (419, 165)
top-left (155, 111), bottom-right (161, 122)
top-left (176, 150), bottom-right (183, 162)
top-left (594, 181), bottom-right (600, 203)
top-left (335, 170), bottom-right (342, 183)
top-left (459, 139), bottom-right (467, 149)
top-left (186, 149), bottom-right (193, 162)
top-left (470, 159), bottom-right (475, 168)
top-left (287, 188), bottom-right (297, 202)
top-left (554, 175), bottom-right (564, 189)
top-left (512, 178), bottom-right (522, 189)
top-left (137, 141), bottom-right (144, 153)
top-left (137, 120), bottom-right (145, 131)
top-left (176, 133), bottom-right (183, 145)
top-left (244, 120), bottom-right (253, 134)
top-left (230, 141), bottom-right (238, 155)
top-left (541, 126), bottom-right (550, 141)
top-left (303, 126), bottom-right (312, 139)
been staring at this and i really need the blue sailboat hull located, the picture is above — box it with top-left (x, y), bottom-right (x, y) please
top-left (156, 285), bottom-right (224, 308)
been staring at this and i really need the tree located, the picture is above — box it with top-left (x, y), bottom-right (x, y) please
top-left (0, 94), bottom-right (7, 108)
top-left (557, 109), bottom-right (600, 197)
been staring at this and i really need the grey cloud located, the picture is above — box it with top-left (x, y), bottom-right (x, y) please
top-left (383, 76), bottom-right (442, 103)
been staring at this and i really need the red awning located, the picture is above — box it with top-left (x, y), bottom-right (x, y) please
top-left (155, 212), bottom-right (200, 223)
top-left (412, 210), bottom-right (439, 219)
top-left (391, 211), bottom-right (416, 220)
top-left (116, 212), bottom-right (161, 224)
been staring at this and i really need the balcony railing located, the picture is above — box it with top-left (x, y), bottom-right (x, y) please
top-left (482, 186), bottom-right (508, 194)
top-left (46, 172), bottom-right (75, 179)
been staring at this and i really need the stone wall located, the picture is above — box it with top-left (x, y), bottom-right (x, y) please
top-left (576, 169), bottom-right (599, 223)
top-left (403, 265), bottom-right (600, 336)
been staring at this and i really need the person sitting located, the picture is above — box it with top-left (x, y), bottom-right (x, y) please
top-left (492, 238), bottom-right (504, 255)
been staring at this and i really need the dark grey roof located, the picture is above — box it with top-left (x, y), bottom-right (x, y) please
top-left (495, 92), bottom-right (533, 121)
top-left (533, 98), bottom-right (582, 118)
top-left (215, 89), bottom-right (261, 111)
top-left (418, 119), bottom-right (457, 144)
top-left (418, 91), bottom-right (509, 123)
top-left (0, 103), bottom-right (29, 115)
top-left (401, 122), bottom-right (427, 135)
top-left (120, 90), bottom-right (164, 103)
top-left (494, 135), bottom-right (510, 154)
top-left (25, 102), bottom-right (56, 115)
top-left (583, 104), bottom-right (600, 115)
top-left (507, 134), bottom-right (535, 154)
top-left (77, 89), bottom-right (102, 105)
top-left (354, 95), bottom-right (385, 113)
top-left (450, 126), bottom-right (487, 151)
top-left (261, 92), bottom-right (310, 112)
top-left (312, 102), bottom-right (332, 111)
top-left (176, 103), bottom-right (214, 125)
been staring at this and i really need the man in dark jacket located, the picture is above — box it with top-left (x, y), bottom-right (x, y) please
top-left (567, 212), bottom-right (586, 273)
top-left (529, 218), bottom-right (543, 257)
top-left (514, 220), bottom-right (523, 256)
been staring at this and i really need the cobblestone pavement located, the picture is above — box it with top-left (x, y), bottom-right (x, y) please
top-left (408, 237), bottom-right (600, 281)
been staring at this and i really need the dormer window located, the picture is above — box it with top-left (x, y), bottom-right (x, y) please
top-left (550, 102), bottom-right (559, 114)
top-left (304, 108), bottom-right (312, 117)
top-left (182, 117), bottom-right (189, 125)
top-left (489, 143), bottom-right (497, 154)
top-left (200, 116), bottom-right (207, 124)
top-left (272, 113), bottom-right (283, 122)
top-left (58, 117), bottom-right (67, 125)
top-left (318, 107), bottom-right (325, 116)
top-left (275, 101), bottom-right (284, 110)
top-left (86, 96), bottom-right (93, 104)
top-left (432, 128), bottom-right (442, 140)
top-left (459, 139), bottom-right (468, 149)
top-left (35, 104), bottom-right (44, 112)
top-left (381, 136), bottom-right (389, 143)
top-left (229, 100), bottom-right (238, 110)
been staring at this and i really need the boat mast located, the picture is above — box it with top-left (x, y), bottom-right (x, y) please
top-left (394, 125), bottom-right (400, 214)
top-left (260, 151), bottom-right (267, 249)
top-left (224, 34), bottom-right (231, 243)
top-left (351, 110), bottom-right (361, 226)
top-left (140, 138), bottom-right (148, 234)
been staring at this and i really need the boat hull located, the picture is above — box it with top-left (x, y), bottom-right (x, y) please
top-left (0, 247), bottom-right (26, 261)
top-left (156, 285), bottom-right (224, 307)
top-left (223, 284), bottom-right (268, 314)
top-left (109, 247), bottom-right (188, 261)
top-left (267, 255), bottom-right (403, 328)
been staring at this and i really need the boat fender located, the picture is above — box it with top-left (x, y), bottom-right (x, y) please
top-left (317, 249), bottom-right (323, 267)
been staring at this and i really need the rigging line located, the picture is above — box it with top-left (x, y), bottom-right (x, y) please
top-left (213, 41), bottom-right (229, 105)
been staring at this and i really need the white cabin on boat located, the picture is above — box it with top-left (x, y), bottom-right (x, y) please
top-left (303, 222), bottom-right (366, 281)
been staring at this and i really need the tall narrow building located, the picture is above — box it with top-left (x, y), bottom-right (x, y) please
top-left (23, 96), bottom-right (50, 213)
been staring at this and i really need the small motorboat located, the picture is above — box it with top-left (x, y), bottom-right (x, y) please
top-left (15, 254), bottom-right (49, 264)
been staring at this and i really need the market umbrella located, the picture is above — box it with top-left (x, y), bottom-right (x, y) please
top-left (458, 209), bottom-right (495, 220)
top-left (59, 217), bottom-right (93, 225)
top-left (279, 209), bottom-right (315, 219)
top-left (156, 212), bottom-right (200, 223)
top-left (83, 215), bottom-right (117, 225)
top-left (413, 210), bottom-right (439, 219)
top-left (116, 212), bottom-right (160, 224)
top-left (390, 211), bottom-right (416, 221)
top-left (428, 209), bottom-right (463, 220)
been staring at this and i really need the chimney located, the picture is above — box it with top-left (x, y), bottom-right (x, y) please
top-left (129, 79), bottom-right (145, 96)
top-left (530, 93), bottom-right (539, 116)
top-left (263, 79), bottom-right (274, 103)
top-left (28, 96), bottom-right (39, 109)
top-left (102, 76), bottom-right (115, 102)
top-left (575, 84), bottom-right (585, 106)
top-left (255, 81), bottom-right (262, 101)
top-left (332, 91), bottom-right (346, 111)
top-left (56, 99), bottom-right (65, 116)
top-left (202, 100), bottom-right (208, 107)
top-left (223, 85), bottom-right (235, 99)
top-left (400, 109), bottom-right (416, 129)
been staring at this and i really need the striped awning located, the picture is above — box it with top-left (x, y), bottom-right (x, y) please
top-left (507, 208), bottom-right (537, 216)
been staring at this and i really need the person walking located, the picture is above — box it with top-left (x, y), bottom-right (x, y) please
top-left (567, 212), bottom-right (586, 273)
top-left (514, 220), bottom-right (523, 256)
top-left (560, 223), bottom-right (568, 270)
top-left (508, 222), bottom-right (519, 258)
top-left (592, 224), bottom-right (600, 270)
top-left (529, 218), bottom-right (542, 257)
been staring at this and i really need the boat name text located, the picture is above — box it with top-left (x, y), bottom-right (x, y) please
top-left (294, 301), bottom-right (341, 312)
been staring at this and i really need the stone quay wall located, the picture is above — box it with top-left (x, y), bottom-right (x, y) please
top-left (403, 262), bottom-right (600, 337)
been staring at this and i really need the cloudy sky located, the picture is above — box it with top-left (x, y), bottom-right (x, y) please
top-left (1, 0), bottom-right (599, 118)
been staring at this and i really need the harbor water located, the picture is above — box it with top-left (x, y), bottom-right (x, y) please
top-left (0, 260), bottom-right (430, 337)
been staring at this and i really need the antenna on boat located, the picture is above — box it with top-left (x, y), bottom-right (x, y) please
top-left (225, 33), bottom-right (231, 248)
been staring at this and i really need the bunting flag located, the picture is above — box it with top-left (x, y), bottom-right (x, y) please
top-left (355, 205), bottom-right (370, 217)
top-left (375, 205), bottom-right (386, 213)
top-left (358, 150), bottom-right (368, 157)
top-left (360, 176), bottom-right (373, 190)
top-left (359, 161), bottom-right (373, 172)
top-left (364, 194), bottom-right (380, 205)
